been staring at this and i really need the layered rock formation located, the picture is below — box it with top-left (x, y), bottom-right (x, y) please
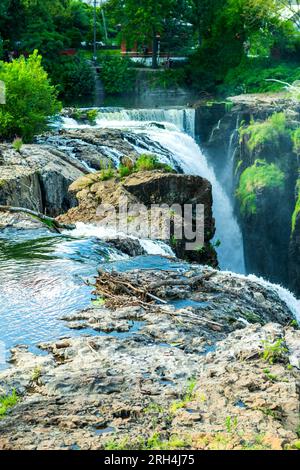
top-left (0, 144), bottom-right (85, 217)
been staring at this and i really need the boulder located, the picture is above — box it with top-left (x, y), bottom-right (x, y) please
top-left (0, 143), bottom-right (84, 217)
top-left (58, 171), bottom-right (217, 267)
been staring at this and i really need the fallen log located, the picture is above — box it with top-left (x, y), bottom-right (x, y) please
top-left (0, 205), bottom-right (76, 232)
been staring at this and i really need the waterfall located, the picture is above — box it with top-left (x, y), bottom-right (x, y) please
top-left (144, 127), bottom-right (245, 273)
top-left (62, 108), bottom-right (196, 136)
top-left (62, 107), bottom-right (245, 273)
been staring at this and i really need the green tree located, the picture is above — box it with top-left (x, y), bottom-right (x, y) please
top-left (0, 50), bottom-right (61, 142)
top-left (106, 0), bottom-right (187, 68)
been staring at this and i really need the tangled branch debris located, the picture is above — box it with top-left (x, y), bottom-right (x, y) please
top-left (94, 269), bottom-right (217, 308)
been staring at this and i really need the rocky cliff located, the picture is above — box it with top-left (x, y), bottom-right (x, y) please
top-left (196, 95), bottom-right (300, 296)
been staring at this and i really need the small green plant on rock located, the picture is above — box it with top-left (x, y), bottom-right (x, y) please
top-left (0, 389), bottom-right (19, 418)
top-left (86, 109), bottom-right (98, 124)
top-left (92, 297), bottom-right (106, 307)
top-left (225, 416), bottom-right (238, 434)
top-left (99, 161), bottom-right (115, 181)
top-left (169, 378), bottom-right (197, 414)
top-left (31, 366), bottom-right (42, 383)
top-left (263, 368), bottom-right (278, 382)
top-left (261, 338), bottom-right (288, 365)
top-left (105, 433), bottom-right (190, 451)
top-left (12, 137), bottom-right (23, 152)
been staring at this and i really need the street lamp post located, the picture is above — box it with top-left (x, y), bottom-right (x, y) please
top-left (93, 0), bottom-right (97, 62)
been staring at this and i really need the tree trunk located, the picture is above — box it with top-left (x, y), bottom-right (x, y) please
top-left (152, 34), bottom-right (159, 69)
top-left (0, 205), bottom-right (75, 232)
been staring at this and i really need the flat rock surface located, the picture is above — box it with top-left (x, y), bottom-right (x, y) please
top-left (0, 267), bottom-right (299, 450)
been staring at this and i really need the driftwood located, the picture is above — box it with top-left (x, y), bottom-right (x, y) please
top-left (0, 205), bottom-right (75, 233)
top-left (148, 271), bottom-right (216, 290)
top-left (94, 270), bottom-right (217, 308)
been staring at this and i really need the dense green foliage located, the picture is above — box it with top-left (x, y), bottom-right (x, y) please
top-left (0, 51), bottom-right (61, 142)
top-left (220, 59), bottom-right (300, 95)
top-left (236, 159), bottom-right (285, 215)
top-left (0, 0), bottom-right (97, 102)
top-left (1, 0), bottom-right (300, 98)
top-left (49, 55), bottom-right (95, 104)
top-left (240, 113), bottom-right (289, 151)
top-left (100, 56), bottom-right (136, 95)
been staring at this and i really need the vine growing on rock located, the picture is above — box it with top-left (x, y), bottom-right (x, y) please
top-left (239, 113), bottom-right (289, 152)
top-left (292, 179), bottom-right (300, 232)
top-left (236, 159), bottom-right (285, 215)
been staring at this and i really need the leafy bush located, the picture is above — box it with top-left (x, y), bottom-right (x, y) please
top-left (0, 51), bottom-right (61, 142)
top-left (86, 109), bottom-right (98, 124)
top-left (119, 165), bottom-right (132, 178)
top-left (150, 69), bottom-right (187, 90)
top-left (220, 59), bottom-right (300, 96)
top-left (48, 55), bottom-right (95, 104)
top-left (236, 159), bottom-right (285, 215)
top-left (100, 56), bottom-right (136, 95)
top-left (240, 113), bottom-right (288, 152)
top-left (99, 161), bottom-right (115, 181)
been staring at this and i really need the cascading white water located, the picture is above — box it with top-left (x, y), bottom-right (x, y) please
top-left (145, 127), bottom-right (246, 273)
top-left (63, 108), bottom-right (245, 273)
top-left (63, 108), bottom-right (196, 137)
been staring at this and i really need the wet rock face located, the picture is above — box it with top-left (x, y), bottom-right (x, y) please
top-left (195, 95), bottom-right (300, 295)
top-left (0, 267), bottom-right (298, 450)
top-left (0, 144), bottom-right (84, 217)
top-left (38, 128), bottom-right (138, 171)
top-left (289, 214), bottom-right (300, 297)
top-left (59, 171), bottom-right (217, 267)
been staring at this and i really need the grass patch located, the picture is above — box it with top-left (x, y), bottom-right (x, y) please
top-left (134, 154), bottom-right (173, 172)
top-left (118, 154), bottom-right (174, 178)
top-left (0, 389), bottom-right (19, 418)
top-left (236, 159), bottom-right (285, 215)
